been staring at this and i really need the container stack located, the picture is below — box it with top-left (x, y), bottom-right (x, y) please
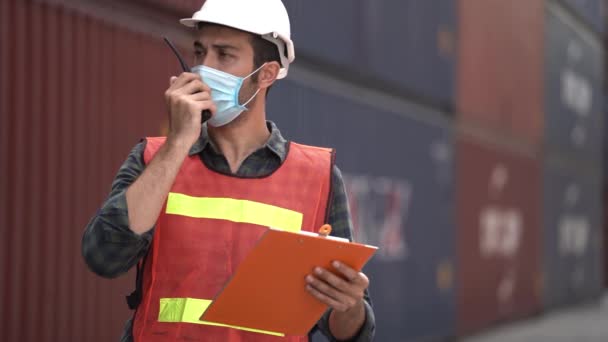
top-left (0, 1), bottom-right (181, 341)
top-left (456, 0), bottom-right (545, 335)
top-left (542, 0), bottom-right (604, 312)
top-left (276, 1), bottom-right (457, 340)
top-left (0, 0), bottom-right (606, 341)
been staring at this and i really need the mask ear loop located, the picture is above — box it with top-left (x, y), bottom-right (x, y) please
top-left (239, 63), bottom-right (267, 107)
top-left (241, 88), bottom-right (261, 107)
top-left (244, 63), bottom-right (268, 80)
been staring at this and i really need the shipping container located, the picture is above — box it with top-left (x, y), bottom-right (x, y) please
top-left (545, 2), bottom-right (604, 162)
top-left (605, 92), bottom-right (608, 288)
top-left (268, 75), bottom-right (456, 341)
top-left (0, 0), bottom-right (10, 337)
top-left (455, 134), bottom-right (542, 335)
top-left (542, 156), bottom-right (603, 309)
top-left (604, 95), bottom-right (608, 181)
top-left (363, 0), bottom-right (456, 108)
top-left (133, 0), bottom-right (201, 16)
top-left (604, 187), bottom-right (608, 287)
top-left (560, 0), bottom-right (606, 33)
top-left (457, 0), bottom-right (544, 145)
top-left (0, 0), bottom-right (180, 340)
top-left (283, 0), bottom-right (456, 108)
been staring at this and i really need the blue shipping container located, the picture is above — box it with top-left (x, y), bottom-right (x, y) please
top-left (268, 76), bottom-right (456, 341)
top-left (283, 0), bottom-right (456, 107)
top-left (543, 158), bottom-right (603, 308)
top-left (560, 0), bottom-right (606, 33)
top-left (545, 3), bottom-right (604, 162)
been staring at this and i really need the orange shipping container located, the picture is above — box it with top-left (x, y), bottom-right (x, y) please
top-left (0, 0), bottom-right (181, 340)
top-left (457, 0), bottom-right (544, 145)
top-left (132, 0), bottom-right (201, 16)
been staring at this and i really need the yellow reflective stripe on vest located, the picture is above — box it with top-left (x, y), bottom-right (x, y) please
top-left (158, 298), bottom-right (284, 337)
top-left (165, 193), bottom-right (303, 232)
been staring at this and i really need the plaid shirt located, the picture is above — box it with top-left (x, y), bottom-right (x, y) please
top-left (82, 121), bottom-right (375, 341)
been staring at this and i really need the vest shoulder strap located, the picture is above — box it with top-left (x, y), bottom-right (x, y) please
top-left (289, 141), bottom-right (333, 155)
top-left (288, 141), bottom-right (336, 223)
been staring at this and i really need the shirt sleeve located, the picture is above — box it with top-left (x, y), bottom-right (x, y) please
top-left (313, 165), bottom-right (376, 342)
top-left (81, 140), bottom-right (154, 278)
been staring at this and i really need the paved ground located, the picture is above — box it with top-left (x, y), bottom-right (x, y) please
top-left (463, 295), bottom-right (608, 342)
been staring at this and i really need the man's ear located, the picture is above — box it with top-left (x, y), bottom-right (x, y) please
top-left (257, 61), bottom-right (281, 90)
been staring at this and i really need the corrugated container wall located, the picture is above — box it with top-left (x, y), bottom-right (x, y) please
top-left (283, 0), bottom-right (456, 108)
top-left (267, 77), bottom-right (457, 341)
top-left (545, 1), bottom-right (604, 162)
top-left (457, 0), bottom-right (544, 145)
top-left (455, 135), bottom-right (542, 335)
top-left (542, 157), bottom-right (603, 309)
top-left (543, 2), bottom-right (605, 308)
top-left (605, 90), bottom-right (608, 288)
top-left (0, 0), bottom-right (179, 341)
top-left (3, 0), bottom-right (608, 341)
top-left (134, 0), bottom-right (201, 16)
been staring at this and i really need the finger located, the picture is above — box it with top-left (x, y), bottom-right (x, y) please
top-left (207, 102), bottom-right (217, 115)
top-left (306, 283), bottom-right (350, 313)
top-left (306, 274), bottom-right (353, 306)
top-left (169, 76), bottom-right (178, 85)
top-left (179, 76), bottom-right (211, 93)
top-left (191, 100), bottom-right (216, 114)
top-left (176, 79), bottom-right (207, 96)
top-left (169, 72), bottom-right (200, 90)
top-left (332, 261), bottom-right (367, 285)
top-left (312, 267), bottom-right (354, 295)
top-left (198, 80), bottom-right (211, 93)
top-left (184, 91), bottom-right (211, 102)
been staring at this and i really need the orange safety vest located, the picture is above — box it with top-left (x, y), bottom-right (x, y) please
top-left (132, 137), bottom-right (334, 341)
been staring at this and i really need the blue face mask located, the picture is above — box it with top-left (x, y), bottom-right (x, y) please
top-left (191, 64), bottom-right (265, 127)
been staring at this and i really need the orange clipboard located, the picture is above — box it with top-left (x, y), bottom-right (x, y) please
top-left (200, 227), bottom-right (378, 336)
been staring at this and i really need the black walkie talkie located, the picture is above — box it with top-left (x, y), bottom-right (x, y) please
top-left (163, 36), bottom-right (213, 123)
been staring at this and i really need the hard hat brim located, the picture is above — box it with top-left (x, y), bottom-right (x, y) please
top-left (180, 18), bottom-right (204, 28)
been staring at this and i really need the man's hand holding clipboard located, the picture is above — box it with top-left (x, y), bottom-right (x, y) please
top-left (200, 224), bottom-right (378, 336)
top-left (297, 224), bottom-right (370, 338)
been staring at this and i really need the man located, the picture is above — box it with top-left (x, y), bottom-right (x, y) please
top-left (82, 0), bottom-right (375, 340)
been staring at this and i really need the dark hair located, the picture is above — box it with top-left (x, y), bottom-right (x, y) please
top-left (249, 35), bottom-right (281, 70)
top-left (249, 36), bottom-right (281, 96)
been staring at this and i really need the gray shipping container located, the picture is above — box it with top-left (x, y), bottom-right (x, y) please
top-left (545, 2), bottom-right (604, 162)
top-left (268, 74), bottom-right (456, 341)
top-left (560, 0), bottom-right (606, 33)
top-left (542, 157), bottom-right (604, 308)
top-left (283, 0), bottom-right (456, 108)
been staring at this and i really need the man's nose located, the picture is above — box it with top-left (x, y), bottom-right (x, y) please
top-left (201, 55), bottom-right (220, 70)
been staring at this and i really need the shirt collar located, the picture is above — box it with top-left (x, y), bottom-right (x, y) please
top-left (188, 120), bottom-right (287, 162)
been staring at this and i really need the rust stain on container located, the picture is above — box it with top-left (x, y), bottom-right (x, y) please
top-left (456, 133), bottom-right (542, 335)
top-left (1, 0), bottom-right (179, 340)
top-left (457, 0), bottom-right (544, 144)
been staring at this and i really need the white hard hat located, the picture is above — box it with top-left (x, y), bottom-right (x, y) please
top-left (181, 0), bottom-right (295, 79)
